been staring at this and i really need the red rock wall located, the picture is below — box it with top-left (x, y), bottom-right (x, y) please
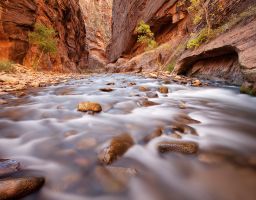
top-left (0, 0), bottom-right (88, 72)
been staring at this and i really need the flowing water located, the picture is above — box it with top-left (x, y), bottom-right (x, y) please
top-left (0, 74), bottom-right (256, 200)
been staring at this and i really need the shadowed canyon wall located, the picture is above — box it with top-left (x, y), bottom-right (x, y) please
top-left (79, 0), bottom-right (112, 72)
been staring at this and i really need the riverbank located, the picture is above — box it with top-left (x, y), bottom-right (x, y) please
top-left (0, 64), bottom-right (88, 97)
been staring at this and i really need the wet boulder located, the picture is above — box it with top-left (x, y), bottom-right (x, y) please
top-left (0, 159), bottom-right (20, 177)
top-left (0, 177), bottom-right (45, 200)
top-left (98, 134), bottom-right (134, 165)
top-left (192, 79), bottom-right (202, 87)
top-left (157, 141), bottom-right (198, 154)
top-left (77, 102), bottom-right (102, 113)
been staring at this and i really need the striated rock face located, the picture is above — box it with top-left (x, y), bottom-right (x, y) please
top-left (107, 0), bottom-right (170, 62)
top-left (79, 0), bottom-right (112, 72)
top-left (0, 0), bottom-right (88, 72)
top-left (107, 0), bottom-right (256, 86)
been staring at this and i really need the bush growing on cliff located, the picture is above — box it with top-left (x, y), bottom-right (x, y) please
top-left (29, 23), bottom-right (57, 69)
top-left (0, 60), bottom-right (14, 73)
top-left (135, 21), bottom-right (157, 50)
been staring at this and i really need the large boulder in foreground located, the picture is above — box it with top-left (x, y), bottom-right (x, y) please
top-left (0, 177), bottom-right (45, 200)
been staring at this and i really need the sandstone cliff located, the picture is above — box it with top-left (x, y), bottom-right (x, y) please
top-left (0, 0), bottom-right (88, 72)
top-left (107, 0), bottom-right (256, 87)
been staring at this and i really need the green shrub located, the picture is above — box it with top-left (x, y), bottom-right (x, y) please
top-left (29, 23), bottom-right (57, 69)
top-left (0, 60), bottom-right (14, 73)
top-left (187, 28), bottom-right (208, 49)
top-left (135, 20), bottom-right (157, 50)
top-left (167, 61), bottom-right (176, 72)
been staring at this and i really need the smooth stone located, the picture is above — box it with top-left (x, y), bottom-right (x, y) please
top-left (171, 123), bottom-right (198, 136)
top-left (138, 86), bottom-right (149, 92)
top-left (159, 86), bottom-right (169, 94)
top-left (0, 99), bottom-right (7, 105)
top-left (158, 141), bottom-right (198, 154)
top-left (170, 133), bottom-right (182, 139)
top-left (143, 128), bottom-right (162, 143)
top-left (146, 92), bottom-right (158, 98)
top-left (77, 102), bottom-right (102, 113)
top-left (179, 101), bottom-right (186, 109)
top-left (128, 82), bottom-right (136, 86)
top-left (192, 79), bottom-right (202, 87)
top-left (106, 82), bottom-right (115, 85)
top-left (98, 133), bottom-right (134, 165)
top-left (76, 138), bottom-right (97, 150)
top-left (99, 88), bottom-right (114, 92)
top-left (138, 99), bottom-right (159, 107)
top-left (0, 159), bottom-right (20, 177)
top-left (0, 177), bottom-right (45, 200)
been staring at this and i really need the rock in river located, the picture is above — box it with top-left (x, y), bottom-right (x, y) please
top-left (0, 177), bottom-right (45, 200)
top-left (159, 86), bottom-right (169, 94)
top-left (157, 141), bottom-right (198, 154)
top-left (77, 102), bottom-right (102, 113)
top-left (99, 88), bottom-right (114, 92)
top-left (98, 134), bottom-right (134, 165)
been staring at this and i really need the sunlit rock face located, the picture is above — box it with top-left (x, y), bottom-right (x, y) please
top-left (0, 0), bottom-right (88, 72)
top-left (79, 0), bottom-right (112, 72)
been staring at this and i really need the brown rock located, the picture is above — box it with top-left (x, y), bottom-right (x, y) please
top-left (99, 88), bottom-right (114, 92)
top-left (77, 102), bottom-right (102, 113)
top-left (139, 86), bottom-right (150, 92)
top-left (0, 99), bottom-right (7, 105)
top-left (98, 133), bottom-right (134, 165)
top-left (158, 141), bottom-right (198, 154)
top-left (143, 128), bottom-right (162, 143)
top-left (138, 99), bottom-right (159, 107)
top-left (0, 177), bottom-right (45, 200)
top-left (159, 86), bottom-right (169, 94)
top-left (192, 80), bottom-right (202, 87)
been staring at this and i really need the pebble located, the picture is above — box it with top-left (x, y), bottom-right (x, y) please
top-left (77, 102), bottom-right (102, 113)
top-left (0, 99), bottom-right (7, 105)
top-left (157, 141), bottom-right (198, 154)
top-left (139, 86), bottom-right (150, 92)
top-left (159, 86), bottom-right (169, 94)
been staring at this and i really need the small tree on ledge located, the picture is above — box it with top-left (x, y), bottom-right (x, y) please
top-left (135, 20), bottom-right (157, 50)
top-left (29, 23), bottom-right (57, 70)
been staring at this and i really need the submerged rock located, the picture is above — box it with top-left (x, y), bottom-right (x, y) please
top-left (0, 159), bottom-right (20, 177)
top-left (98, 134), bottom-right (134, 165)
top-left (143, 128), bottom-right (162, 143)
top-left (138, 86), bottom-right (149, 92)
top-left (99, 88), bottom-right (114, 92)
top-left (95, 166), bottom-right (136, 193)
top-left (77, 102), bottom-right (102, 113)
top-left (159, 86), bottom-right (169, 94)
top-left (146, 92), bottom-right (158, 98)
top-left (158, 141), bottom-right (198, 154)
top-left (138, 99), bottom-right (159, 107)
top-left (0, 99), bottom-right (7, 105)
top-left (240, 81), bottom-right (256, 96)
top-left (0, 177), bottom-right (45, 200)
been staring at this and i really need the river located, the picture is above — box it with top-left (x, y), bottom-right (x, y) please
top-left (0, 74), bottom-right (256, 200)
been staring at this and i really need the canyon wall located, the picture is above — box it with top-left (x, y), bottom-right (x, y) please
top-left (0, 0), bottom-right (88, 72)
top-left (107, 0), bottom-right (256, 86)
top-left (79, 0), bottom-right (112, 72)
